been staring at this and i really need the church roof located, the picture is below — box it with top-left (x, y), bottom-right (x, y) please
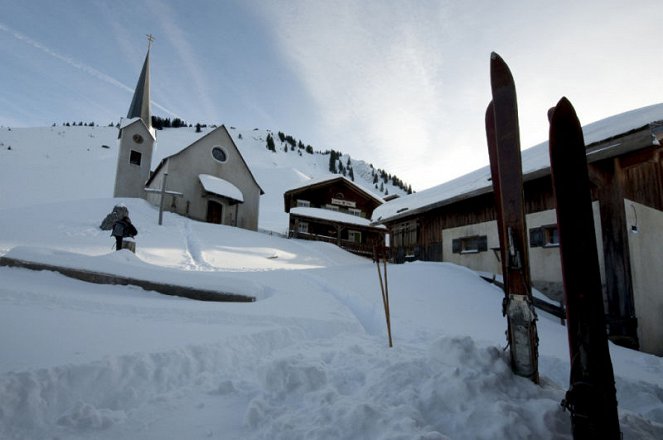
top-left (145, 125), bottom-right (264, 195)
top-left (126, 49), bottom-right (151, 129)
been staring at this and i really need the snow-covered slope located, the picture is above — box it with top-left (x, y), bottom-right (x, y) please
top-left (0, 125), bottom-right (662, 439)
top-left (0, 124), bottom-right (406, 234)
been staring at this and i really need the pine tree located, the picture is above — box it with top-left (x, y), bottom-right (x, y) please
top-left (266, 134), bottom-right (276, 152)
top-left (329, 151), bottom-right (338, 173)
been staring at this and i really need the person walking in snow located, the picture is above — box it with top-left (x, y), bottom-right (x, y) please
top-left (111, 215), bottom-right (137, 251)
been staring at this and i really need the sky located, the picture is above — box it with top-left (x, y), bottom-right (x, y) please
top-left (1, 0), bottom-right (661, 191)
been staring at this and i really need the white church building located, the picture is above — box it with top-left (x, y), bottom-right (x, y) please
top-left (113, 43), bottom-right (263, 230)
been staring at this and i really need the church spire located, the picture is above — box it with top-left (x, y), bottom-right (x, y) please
top-left (126, 34), bottom-right (154, 129)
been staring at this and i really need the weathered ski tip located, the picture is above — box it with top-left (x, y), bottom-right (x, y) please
top-left (551, 97), bottom-right (580, 124)
top-left (490, 52), bottom-right (513, 89)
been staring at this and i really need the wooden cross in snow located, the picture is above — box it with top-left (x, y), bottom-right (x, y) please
top-left (144, 172), bottom-right (183, 225)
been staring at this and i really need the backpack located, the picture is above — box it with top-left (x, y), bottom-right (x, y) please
top-left (112, 221), bottom-right (125, 237)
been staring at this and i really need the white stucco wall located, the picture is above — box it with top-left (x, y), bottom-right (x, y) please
top-left (442, 202), bottom-right (605, 302)
top-left (442, 219), bottom-right (501, 274)
top-left (114, 121), bottom-right (154, 198)
top-left (626, 199), bottom-right (663, 356)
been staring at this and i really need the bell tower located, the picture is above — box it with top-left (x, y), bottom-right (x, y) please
top-left (114, 35), bottom-right (156, 198)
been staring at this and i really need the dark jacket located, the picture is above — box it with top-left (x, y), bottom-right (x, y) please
top-left (111, 218), bottom-right (137, 238)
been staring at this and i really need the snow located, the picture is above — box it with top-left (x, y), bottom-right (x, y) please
top-left (374, 102), bottom-right (663, 223)
top-left (0, 124), bottom-right (662, 439)
top-left (286, 174), bottom-right (385, 202)
top-left (290, 206), bottom-right (386, 228)
top-left (198, 174), bottom-right (244, 203)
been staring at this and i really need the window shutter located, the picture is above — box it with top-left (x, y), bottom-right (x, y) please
top-left (529, 227), bottom-right (544, 247)
top-left (478, 236), bottom-right (488, 252)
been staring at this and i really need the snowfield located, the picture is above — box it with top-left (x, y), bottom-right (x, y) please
top-left (0, 126), bottom-right (662, 439)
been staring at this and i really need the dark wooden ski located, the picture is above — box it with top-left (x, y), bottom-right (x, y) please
top-left (487, 52), bottom-right (539, 383)
top-left (548, 97), bottom-right (621, 438)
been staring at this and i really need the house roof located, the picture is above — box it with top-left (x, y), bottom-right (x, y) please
top-left (199, 174), bottom-right (244, 202)
top-left (372, 102), bottom-right (663, 225)
top-left (290, 207), bottom-right (386, 229)
top-left (145, 125), bottom-right (264, 195)
top-left (284, 175), bottom-right (384, 204)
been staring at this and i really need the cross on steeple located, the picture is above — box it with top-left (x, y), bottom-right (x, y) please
top-left (146, 33), bottom-right (155, 51)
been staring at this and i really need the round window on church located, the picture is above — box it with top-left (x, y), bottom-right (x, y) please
top-left (133, 134), bottom-right (144, 144)
top-left (211, 146), bottom-right (227, 163)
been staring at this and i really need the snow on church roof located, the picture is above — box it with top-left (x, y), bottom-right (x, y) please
top-left (373, 102), bottom-right (663, 224)
top-left (198, 174), bottom-right (244, 203)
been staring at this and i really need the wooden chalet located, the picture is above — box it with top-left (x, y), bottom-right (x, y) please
top-left (372, 104), bottom-right (663, 356)
top-left (284, 176), bottom-right (386, 257)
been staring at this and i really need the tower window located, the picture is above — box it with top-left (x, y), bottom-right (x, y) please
top-left (129, 150), bottom-right (142, 165)
top-left (133, 134), bottom-right (144, 144)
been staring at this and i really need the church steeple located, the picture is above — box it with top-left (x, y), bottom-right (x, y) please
top-left (114, 35), bottom-right (156, 199)
top-left (126, 34), bottom-right (153, 129)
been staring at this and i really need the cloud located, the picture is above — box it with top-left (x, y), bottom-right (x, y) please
top-left (0, 21), bottom-right (177, 117)
top-left (147, 0), bottom-right (218, 121)
top-left (251, 2), bottom-right (468, 189)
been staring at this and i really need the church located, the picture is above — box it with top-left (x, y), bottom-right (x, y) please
top-left (113, 41), bottom-right (263, 230)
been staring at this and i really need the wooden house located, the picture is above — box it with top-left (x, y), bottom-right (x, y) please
top-left (284, 176), bottom-right (386, 257)
top-left (372, 104), bottom-right (663, 355)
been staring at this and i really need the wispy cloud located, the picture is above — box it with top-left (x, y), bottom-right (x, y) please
top-left (147, 0), bottom-right (218, 121)
top-left (0, 21), bottom-right (177, 117)
top-left (251, 2), bottom-right (467, 188)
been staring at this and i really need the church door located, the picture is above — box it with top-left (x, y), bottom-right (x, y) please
top-left (206, 201), bottom-right (223, 224)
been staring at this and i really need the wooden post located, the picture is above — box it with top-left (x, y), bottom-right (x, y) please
top-left (158, 172), bottom-right (168, 225)
top-left (374, 244), bottom-right (393, 348)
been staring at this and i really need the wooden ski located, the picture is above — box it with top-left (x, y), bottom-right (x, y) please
top-left (548, 97), bottom-right (621, 438)
top-left (486, 52), bottom-right (539, 383)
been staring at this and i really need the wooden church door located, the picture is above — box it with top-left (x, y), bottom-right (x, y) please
top-left (206, 201), bottom-right (223, 224)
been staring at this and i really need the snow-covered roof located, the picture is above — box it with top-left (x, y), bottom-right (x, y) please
top-left (291, 207), bottom-right (386, 229)
top-left (119, 117), bottom-right (156, 140)
top-left (198, 174), bottom-right (244, 203)
top-left (373, 102), bottom-right (663, 224)
top-left (286, 175), bottom-right (384, 204)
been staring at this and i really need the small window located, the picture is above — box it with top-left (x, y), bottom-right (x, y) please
top-left (211, 146), bottom-right (227, 163)
top-left (452, 235), bottom-right (488, 254)
top-left (297, 199), bottom-right (311, 208)
top-left (298, 221), bottom-right (309, 233)
top-left (133, 134), bottom-right (144, 144)
top-left (530, 225), bottom-right (560, 248)
top-left (348, 208), bottom-right (362, 217)
top-left (348, 230), bottom-right (362, 243)
top-left (129, 150), bottom-right (142, 166)
top-left (325, 204), bottom-right (339, 212)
